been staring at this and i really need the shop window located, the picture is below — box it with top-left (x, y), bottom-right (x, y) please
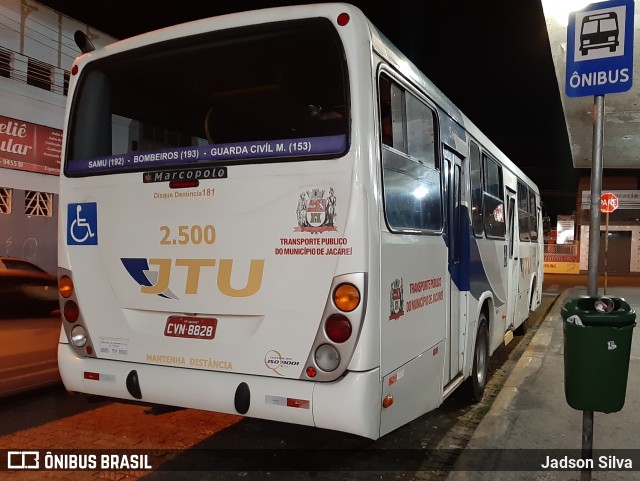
top-left (0, 187), bottom-right (12, 214)
top-left (0, 48), bottom-right (11, 79)
top-left (24, 191), bottom-right (52, 217)
top-left (27, 58), bottom-right (52, 91)
top-left (63, 71), bottom-right (70, 96)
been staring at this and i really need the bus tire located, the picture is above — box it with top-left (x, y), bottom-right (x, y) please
top-left (466, 314), bottom-right (489, 402)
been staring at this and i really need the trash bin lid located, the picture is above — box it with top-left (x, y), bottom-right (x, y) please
top-left (562, 296), bottom-right (636, 327)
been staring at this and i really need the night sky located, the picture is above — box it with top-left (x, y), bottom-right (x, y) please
top-left (37, 0), bottom-right (584, 220)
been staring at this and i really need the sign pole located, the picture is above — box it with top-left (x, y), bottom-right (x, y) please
top-left (604, 210), bottom-right (609, 295)
top-left (587, 94), bottom-right (605, 298)
top-left (566, 2), bottom-right (634, 480)
top-left (583, 93), bottom-right (606, 481)
top-left (600, 191), bottom-right (619, 293)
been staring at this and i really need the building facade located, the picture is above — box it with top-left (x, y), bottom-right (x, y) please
top-left (0, 0), bottom-right (114, 274)
top-left (577, 176), bottom-right (640, 276)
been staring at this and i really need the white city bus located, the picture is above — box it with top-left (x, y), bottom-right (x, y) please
top-left (57, 3), bottom-right (543, 440)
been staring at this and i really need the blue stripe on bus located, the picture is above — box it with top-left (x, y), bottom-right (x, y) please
top-left (121, 258), bottom-right (153, 287)
top-left (450, 205), bottom-right (505, 308)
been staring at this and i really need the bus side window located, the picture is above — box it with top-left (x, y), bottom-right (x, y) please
top-left (379, 76), bottom-right (393, 147)
top-left (529, 187), bottom-right (539, 241)
top-left (517, 180), bottom-right (531, 242)
top-left (380, 73), bottom-right (442, 233)
top-left (482, 155), bottom-right (506, 238)
top-left (379, 74), bottom-right (408, 152)
top-left (469, 141), bottom-right (484, 237)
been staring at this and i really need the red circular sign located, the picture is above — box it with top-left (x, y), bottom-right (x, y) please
top-left (601, 192), bottom-right (619, 213)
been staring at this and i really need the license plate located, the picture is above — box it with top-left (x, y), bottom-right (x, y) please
top-left (164, 316), bottom-right (217, 339)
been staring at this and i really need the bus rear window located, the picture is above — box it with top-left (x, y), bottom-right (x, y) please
top-left (65, 18), bottom-right (349, 176)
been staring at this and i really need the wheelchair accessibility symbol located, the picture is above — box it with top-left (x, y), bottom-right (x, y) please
top-left (67, 202), bottom-right (98, 245)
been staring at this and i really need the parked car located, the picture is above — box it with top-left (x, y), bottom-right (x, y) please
top-left (0, 259), bottom-right (62, 398)
top-left (0, 256), bottom-right (50, 274)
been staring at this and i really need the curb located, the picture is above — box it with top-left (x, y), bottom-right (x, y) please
top-left (464, 289), bottom-right (569, 449)
top-left (442, 291), bottom-right (569, 481)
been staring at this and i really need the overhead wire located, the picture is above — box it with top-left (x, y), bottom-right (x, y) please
top-left (0, 15), bottom-right (81, 62)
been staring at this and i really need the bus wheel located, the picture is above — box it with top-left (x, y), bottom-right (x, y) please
top-left (466, 314), bottom-right (489, 402)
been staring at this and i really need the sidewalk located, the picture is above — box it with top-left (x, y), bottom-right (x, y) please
top-left (446, 284), bottom-right (640, 481)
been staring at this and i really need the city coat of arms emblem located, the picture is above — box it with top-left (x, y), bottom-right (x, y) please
top-left (295, 187), bottom-right (337, 233)
top-left (389, 278), bottom-right (404, 320)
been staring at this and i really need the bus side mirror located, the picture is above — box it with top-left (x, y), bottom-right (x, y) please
top-left (74, 30), bottom-right (96, 54)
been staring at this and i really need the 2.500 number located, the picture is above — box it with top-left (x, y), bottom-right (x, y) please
top-left (160, 224), bottom-right (216, 245)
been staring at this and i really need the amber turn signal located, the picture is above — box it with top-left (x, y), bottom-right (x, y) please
top-left (59, 275), bottom-right (74, 298)
top-left (333, 283), bottom-right (360, 312)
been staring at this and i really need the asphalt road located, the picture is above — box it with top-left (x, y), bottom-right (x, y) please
top-left (0, 274), bottom-right (601, 480)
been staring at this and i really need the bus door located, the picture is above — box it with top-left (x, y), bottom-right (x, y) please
top-left (506, 190), bottom-right (518, 332)
top-left (443, 148), bottom-right (463, 383)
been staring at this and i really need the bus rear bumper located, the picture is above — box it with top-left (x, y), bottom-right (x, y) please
top-left (58, 343), bottom-right (382, 439)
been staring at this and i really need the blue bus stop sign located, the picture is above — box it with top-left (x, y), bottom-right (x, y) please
top-left (566, 0), bottom-right (634, 97)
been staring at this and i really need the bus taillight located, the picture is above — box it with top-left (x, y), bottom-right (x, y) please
top-left (315, 344), bottom-right (341, 372)
top-left (324, 314), bottom-right (352, 343)
top-left (63, 300), bottom-right (80, 323)
top-left (58, 275), bottom-right (74, 298)
top-left (70, 326), bottom-right (88, 347)
top-left (337, 12), bottom-right (350, 26)
top-left (333, 283), bottom-right (360, 312)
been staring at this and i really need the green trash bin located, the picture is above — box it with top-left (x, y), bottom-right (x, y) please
top-left (561, 296), bottom-right (636, 413)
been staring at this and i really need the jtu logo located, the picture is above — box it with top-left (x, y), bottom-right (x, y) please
top-left (121, 257), bottom-right (265, 298)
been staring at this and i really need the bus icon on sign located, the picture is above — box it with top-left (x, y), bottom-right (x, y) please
top-left (565, 0), bottom-right (634, 97)
top-left (580, 12), bottom-right (619, 56)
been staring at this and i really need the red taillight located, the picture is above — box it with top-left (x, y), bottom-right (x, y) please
top-left (337, 12), bottom-right (350, 26)
top-left (63, 300), bottom-right (79, 323)
top-left (325, 314), bottom-right (352, 343)
top-left (306, 366), bottom-right (317, 377)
